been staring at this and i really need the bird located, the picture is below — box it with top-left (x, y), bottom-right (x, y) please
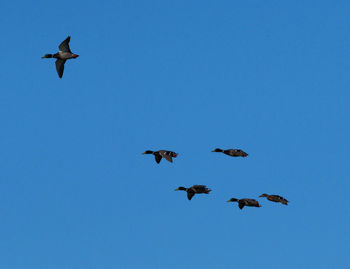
top-left (175, 185), bottom-right (211, 200)
top-left (212, 148), bottom-right (248, 157)
top-left (41, 36), bottom-right (79, 78)
top-left (259, 194), bottom-right (289, 205)
top-left (142, 150), bottom-right (178, 163)
top-left (227, 198), bottom-right (261, 209)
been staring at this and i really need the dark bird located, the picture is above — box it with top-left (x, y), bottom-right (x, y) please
top-left (142, 150), bottom-right (178, 164)
top-left (175, 185), bottom-right (211, 200)
top-left (227, 198), bottom-right (261, 209)
top-left (42, 36), bottom-right (79, 78)
top-left (259, 194), bottom-right (289, 205)
top-left (212, 148), bottom-right (248, 157)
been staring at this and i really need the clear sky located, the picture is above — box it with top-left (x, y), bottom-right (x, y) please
top-left (0, 1), bottom-right (349, 268)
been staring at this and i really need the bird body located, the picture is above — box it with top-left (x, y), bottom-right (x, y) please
top-left (227, 198), bottom-right (261, 209)
top-left (260, 194), bottom-right (288, 205)
top-left (212, 148), bottom-right (248, 157)
top-left (175, 185), bottom-right (211, 200)
top-left (42, 36), bottom-right (79, 78)
top-left (53, 51), bottom-right (79, 61)
top-left (143, 150), bottom-right (178, 163)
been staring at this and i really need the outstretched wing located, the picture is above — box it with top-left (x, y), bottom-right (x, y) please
top-left (192, 185), bottom-right (208, 193)
top-left (238, 201), bottom-right (245, 209)
top-left (55, 59), bottom-right (66, 78)
top-left (154, 153), bottom-right (162, 164)
top-left (59, 36), bottom-right (72, 53)
top-left (159, 151), bottom-right (173, 163)
top-left (187, 190), bottom-right (195, 200)
top-left (192, 185), bottom-right (206, 189)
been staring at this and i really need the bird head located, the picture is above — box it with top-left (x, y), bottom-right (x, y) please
top-left (175, 187), bottom-right (187, 191)
top-left (41, 54), bottom-right (53, 58)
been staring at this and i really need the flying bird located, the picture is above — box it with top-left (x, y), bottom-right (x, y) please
top-left (212, 148), bottom-right (248, 157)
top-left (227, 198), bottom-right (261, 209)
top-left (42, 36), bottom-right (79, 78)
top-left (142, 150), bottom-right (178, 163)
top-left (175, 185), bottom-right (211, 200)
top-left (259, 194), bottom-right (289, 205)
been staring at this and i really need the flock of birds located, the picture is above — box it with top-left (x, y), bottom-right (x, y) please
top-left (42, 36), bottom-right (289, 210)
top-left (142, 148), bottom-right (288, 209)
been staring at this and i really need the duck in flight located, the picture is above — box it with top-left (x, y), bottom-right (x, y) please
top-left (42, 36), bottom-right (79, 78)
top-left (212, 148), bottom-right (248, 157)
top-left (142, 150), bottom-right (178, 163)
top-left (259, 194), bottom-right (289, 205)
top-left (227, 198), bottom-right (261, 209)
top-left (175, 185), bottom-right (211, 200)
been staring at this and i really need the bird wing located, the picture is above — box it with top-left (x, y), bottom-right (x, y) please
top-left (192, 185), bottom-right (207, 192)
top-left (238, 201), bottom-right (245, 209)
top-left (187, 190), bottom-right (195, 200)
top-left (55, 59), bottom-right (66, 78)
top-left (278, 195), bottom-right (288, 202)
top-left (279, 196), bottom-right (289, 204)
top-left (59, 36), bottom-right (72, 53)
top-left (271, 195), bottom-right (288, 203)
top-left (247, 199), bottom-right (260, 207)
top-left (193, 185), bottom-right (206, 188)
top-left (159, 151), bottom-right (173, 163)
top-left (154, 153), bottom-right (162, 164)
top-left (224, 149), bottom-right (237, 156)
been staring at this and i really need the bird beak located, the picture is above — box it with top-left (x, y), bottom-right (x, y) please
top-left (142, 152), bottom-right (146, 154)
top-left (175, 188), bottom-right (180, 191)
top-left (226, 200), bottom-right (231, 202)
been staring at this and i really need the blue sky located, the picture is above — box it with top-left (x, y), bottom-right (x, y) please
top-left (0, 1), bottom-right (349, 268)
